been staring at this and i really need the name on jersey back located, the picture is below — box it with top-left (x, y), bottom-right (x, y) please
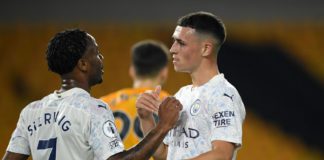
top-left (27, 111), bottom-right (71, 136)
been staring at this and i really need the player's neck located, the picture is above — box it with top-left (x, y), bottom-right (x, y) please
top-left (133, 78), bottom-right (160, 89)
top-left (59, 78), bottom-right (90, 93)
top-left (191, 62), bottom-right (219, 87)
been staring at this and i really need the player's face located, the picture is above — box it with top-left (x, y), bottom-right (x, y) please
top-left (83, 34), bottom-right (104, 86)
top-left (170, 26), bottom-right (204, 73)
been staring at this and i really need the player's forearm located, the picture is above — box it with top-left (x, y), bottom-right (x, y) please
top-left (152, 143), bottom-right (168, 160)
top-left (140, 115), bottom-right (156, 136)
top-left (139, 117), bottom-right (168, 160)
top-left (107, 123), bottom-right (169, 160)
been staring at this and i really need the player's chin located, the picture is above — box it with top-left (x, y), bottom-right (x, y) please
top-left (174, 66), bottom-right (185, 72)
top-left (98, 76), bottom-right (103, 83)
top-left (93, 76), bottom-right (103, 85)
top-left (97, 71), bottom-right (104, 83)
top-left (174, 65), bottom-right (180, 72)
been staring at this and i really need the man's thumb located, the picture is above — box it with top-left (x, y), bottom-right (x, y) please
top-left (154, 85), bottom-right (161, 96)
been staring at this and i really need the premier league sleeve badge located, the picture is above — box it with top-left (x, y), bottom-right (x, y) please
top-left (102, 120), bottom-right (118, 138)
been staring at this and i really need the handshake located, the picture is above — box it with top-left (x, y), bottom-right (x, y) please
top-left (136, 86), bottom-right (182, 131)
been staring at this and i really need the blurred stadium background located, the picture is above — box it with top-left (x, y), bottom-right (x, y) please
top-left (1, 0), bottom-right (323, 159)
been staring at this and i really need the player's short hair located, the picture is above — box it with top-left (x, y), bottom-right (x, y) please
top-left (46, 29), bottom-right (90, 75)
top-left (131, 40), bottom-right (169, 78)
top-left (178, 11), bottom-right (226, 45)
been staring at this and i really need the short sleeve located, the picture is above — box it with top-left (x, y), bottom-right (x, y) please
top-left (163, 132), bottom-right (170, 146)
top-left (208, 96), bottom-right (243, 147)
top-left (6, 108), bottom-right (31, 155)
top-left (89, 109), bottom-right (124, 160)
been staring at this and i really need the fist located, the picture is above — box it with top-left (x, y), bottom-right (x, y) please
top-left (158, 97), bottom-right (183, 130)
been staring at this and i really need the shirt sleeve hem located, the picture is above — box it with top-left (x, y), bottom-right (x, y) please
top-left (102, 147), bottom-right (124, 160)
top-left (6, 148), bottom-right (30, 156)
top-left (210, 137), bottom-right (242, 147)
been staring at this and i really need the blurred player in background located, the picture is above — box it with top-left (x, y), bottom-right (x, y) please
top-left (136, 11), bottom-right (246, 160)
top-left (3, 29), bottom-right (182, 160)
top-left (101, 40), bottom-right (170, 150)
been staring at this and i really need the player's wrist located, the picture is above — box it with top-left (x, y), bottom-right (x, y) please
top-left (155, 121), bottom-right (173, 133)
top-left (138, 113), bottom-right (154, 120)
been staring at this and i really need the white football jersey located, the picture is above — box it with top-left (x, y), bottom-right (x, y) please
top-left (163, 74), bottom-right (246, 160)
top-left (6, 88), bottom-right (124, 160)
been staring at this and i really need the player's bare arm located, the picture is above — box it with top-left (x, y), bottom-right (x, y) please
top-left (136, 86), bottom-right (170, 160)
top-left (2, 151), bottom-right (29, 160)
top-left (136, 86), bottom-right (162, 135)
top-left (108, 97), bottom-right (182, 160)
top-left (188, 140), bottom-right (235, 160)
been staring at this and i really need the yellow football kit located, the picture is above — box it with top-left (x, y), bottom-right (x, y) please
top-left (101, 88), bottom-right (169, 150)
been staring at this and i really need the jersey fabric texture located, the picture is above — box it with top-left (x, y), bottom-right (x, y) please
top-left (101, 88), bottom-right (169, 149)
top-left (163, 74), bottom-right (246, 160)
top-left (6, 88), bottom-right (124, 160)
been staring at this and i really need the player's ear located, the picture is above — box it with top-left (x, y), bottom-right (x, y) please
top-left (129, 65), bottom-right (135, 79)
top-left (201, 41), bottom-right (213, 57)
top-left (77, 58), bottom-right (89, 72)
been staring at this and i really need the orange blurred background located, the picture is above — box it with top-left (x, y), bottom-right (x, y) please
top-left (1, 1), bottom-right (323, 159)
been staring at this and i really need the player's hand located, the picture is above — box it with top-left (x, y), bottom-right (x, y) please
top-left (157, 97), bottom-right (182, 130)
top-left (136, 86), bottom-right (161, 119)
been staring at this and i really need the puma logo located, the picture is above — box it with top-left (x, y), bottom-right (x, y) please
top-left (98, 104), bottom-right (107, 109)
top-left (223, 93), bottom-right (234, 101)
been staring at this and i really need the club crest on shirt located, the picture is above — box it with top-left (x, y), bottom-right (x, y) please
top-left (103, 120), bottom-right (118, 138)
top-left (190, 99), bottom-right (201, 116)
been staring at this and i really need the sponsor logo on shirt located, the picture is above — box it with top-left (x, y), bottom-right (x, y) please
top-left (168, 127), bottom-right (200, 139)
top-left (167, 126), bottom-right (200, 148)
top-left (169, 140), bottom-right (189, 148)
top-left (212, 111), bottom-right (235, 128)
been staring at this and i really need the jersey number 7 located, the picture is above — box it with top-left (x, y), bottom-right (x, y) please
top-left (37, 138), bottom-right (57, 160)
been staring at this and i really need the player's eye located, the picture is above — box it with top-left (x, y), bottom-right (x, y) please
top-left (178, 40), bottom-right (185, 46)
